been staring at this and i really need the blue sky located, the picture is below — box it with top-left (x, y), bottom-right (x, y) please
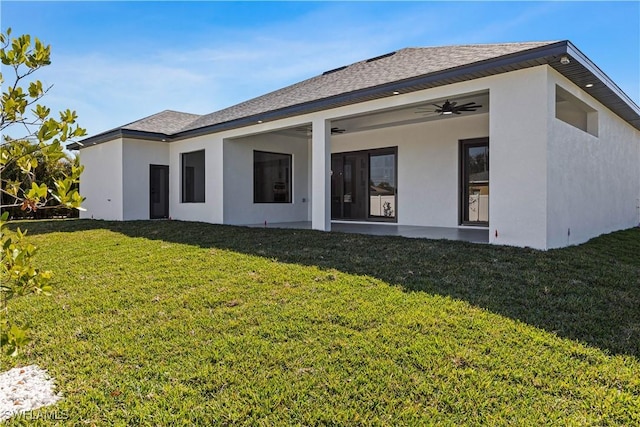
top-left (2, 1), bottom-right (639, 137)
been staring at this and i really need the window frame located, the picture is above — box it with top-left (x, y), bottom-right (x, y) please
top-left (181, 150), bottom-right (206, 203)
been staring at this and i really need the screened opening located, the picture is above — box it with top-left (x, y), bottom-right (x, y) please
top-left (254, 151), bottom-right (291, 203)
top-left (181, 150), bottom-right (205, 203)
top-left (555, 85), bottom-right (598, 137)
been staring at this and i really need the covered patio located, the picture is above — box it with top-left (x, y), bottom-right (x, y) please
top-left (245, 221), bottom-right (489, 243)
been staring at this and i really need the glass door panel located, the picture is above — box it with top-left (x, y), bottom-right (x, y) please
top-left (369, 153), bottom-right (396, 219)
top-left (461, 140), bottom-right (489, 225)
top-left (331, 156), bottom-right (343, 218)
top-left (338, 154), bottom-right (367, 220)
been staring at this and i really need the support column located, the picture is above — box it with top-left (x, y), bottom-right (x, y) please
top-left (311, 118), bottom-right (331, 231)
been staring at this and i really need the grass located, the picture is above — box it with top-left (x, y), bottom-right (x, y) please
top-left (1, 219), bottom-right (639, 425)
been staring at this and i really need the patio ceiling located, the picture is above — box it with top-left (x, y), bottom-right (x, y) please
top-left (331, 92), bottom-right (489, 135)
top-left (272, 91), bottom-right (489, 138)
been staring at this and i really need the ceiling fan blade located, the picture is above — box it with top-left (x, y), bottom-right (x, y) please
top-left (456, 106), bottom-right (482, 112)
top-left (456, 102), bottom-right (478, 108)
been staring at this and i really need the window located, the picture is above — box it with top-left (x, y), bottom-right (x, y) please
top-left (254, 151), bottom-right (291, 203)
top-left (555, 85), bottom-right (598, 137)
top-left (181, 150), bottom-right (205, 203)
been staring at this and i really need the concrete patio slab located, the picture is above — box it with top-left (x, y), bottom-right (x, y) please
top-left (244, 221), bottom-right (489, 243)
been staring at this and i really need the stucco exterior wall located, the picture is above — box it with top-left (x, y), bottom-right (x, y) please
top-left (121, 139), bottom-right (170, 220)
top-left (332, 114), bottom-right (489, 227)
top-left (169, 134), bottom-right (224, 224)
top-left (546, 68), bottom-right (640, 248)
top-left (489, 66), bottom-right (550, 249)
top-left (223, 133), bottom-right (310, 225)
top-left (79, 138), bottom-right (123, 220)
top-left (77, 63), bottom-right (638, 250)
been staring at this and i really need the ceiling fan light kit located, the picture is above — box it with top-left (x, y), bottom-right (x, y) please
top-left (416, 99), bottom-right (483, 116)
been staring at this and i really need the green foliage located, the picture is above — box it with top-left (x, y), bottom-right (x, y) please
top-left (0, 28), bottom-right (85, 355)
top-left (2, 220), bottom-right (638, 424)
top-left (0, 212), bottom-right (52, 355)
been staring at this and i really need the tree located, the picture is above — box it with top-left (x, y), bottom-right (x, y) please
top-left (1, 28), bottom-right (85, 355)
top-left (2, 143), bottom-right (81, 219)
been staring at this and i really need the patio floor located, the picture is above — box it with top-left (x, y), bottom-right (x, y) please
top-left (245, 221), bottom-right (489, 244)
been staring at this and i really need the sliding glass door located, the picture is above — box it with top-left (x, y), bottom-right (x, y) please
top-left (331, 147), bottom-right (397, 221)
top-left (460, 138), bottom-right (489, 225)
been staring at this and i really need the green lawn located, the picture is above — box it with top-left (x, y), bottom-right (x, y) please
top-left (2, 220), bottom-right (639, 425)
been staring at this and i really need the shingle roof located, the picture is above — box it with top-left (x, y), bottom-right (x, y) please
top-left (122, 110), bottom-right (201, 134)
top-left (182, 42), bottom-right (555, 132)
top-left (71, 40), bottom-right (639, 149)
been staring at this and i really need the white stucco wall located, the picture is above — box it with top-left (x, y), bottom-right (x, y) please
top-left (122, 139), bottom-right (170, 220)
top-left (332, 114), bottom-right (489, 227)
top-left (489, 66), bottom-right (550, 249)
top-left (169, 134), bottom-right (224, 224)
top-left (79, 138), bottom-right (123, 220)
top-left (223, 133), bottom-right (310, 225)
top-left (546, 69), bottom-right (640, 248)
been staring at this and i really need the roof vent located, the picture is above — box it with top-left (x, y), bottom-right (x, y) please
top-left (365, 51), bottom-right (396, 63)
top-left (322, 65), bottom-right (348, 75)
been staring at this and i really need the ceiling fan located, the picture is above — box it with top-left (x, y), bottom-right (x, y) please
top-left (294, 126), bottom-right (346, 135)
top-left (416, 100), bottom-right (482, 116)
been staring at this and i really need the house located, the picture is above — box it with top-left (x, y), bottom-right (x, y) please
top-left (68, 41), bottom-right (640, 250)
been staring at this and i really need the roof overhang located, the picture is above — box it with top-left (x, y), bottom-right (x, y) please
top-left (67, 128), bottom-right (170, 150)
top-left (552, 41), bottom-right (640, 130)
top-left (68, 40), bottom-right (639, 150)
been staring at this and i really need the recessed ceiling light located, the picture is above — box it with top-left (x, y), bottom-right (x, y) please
top-left (585, 83), bottom-right (594, 88)
top-left (257, 120), bottom-right (263, 124)
top-left (392, 91), bottom-right (400, 95)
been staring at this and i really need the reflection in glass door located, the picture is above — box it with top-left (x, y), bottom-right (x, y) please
top-left (369, 153), bottom-right (396, 219)
top-left (461, 139), bottom-right (489, 225)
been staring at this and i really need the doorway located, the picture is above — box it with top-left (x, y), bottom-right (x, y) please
top-left (460, 138), bottom-right (489, 226)
top-left (150, 164), bottom-right (169, 219)
top-left (331, 147), bottom-right (397, 221)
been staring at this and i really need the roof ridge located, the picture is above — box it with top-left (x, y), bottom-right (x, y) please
top-left (400, 40), bottom-right (562, 49)
top-left (160, 109), bottom-right (201, 117)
